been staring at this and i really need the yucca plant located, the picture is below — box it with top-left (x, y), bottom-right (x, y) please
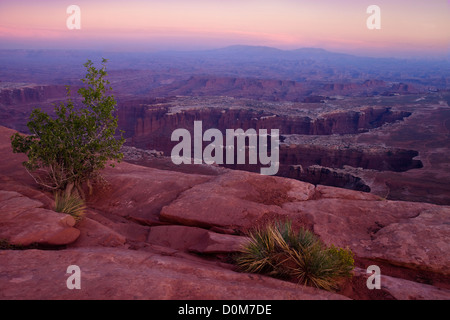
top-left (236, 220), bottom-right (354, 291)
top-left (236, 223), bottom-right (289, 276)
top-left (54, 191), bottom-right (86, 222)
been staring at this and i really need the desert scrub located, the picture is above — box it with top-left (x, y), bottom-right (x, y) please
top-left (0, 239), bottom-right (37, 250)
top-left (10, 59), bottom-right (124, 199)
top-left (0, 239), bottom-right (22, 250)
top-left (236, 220), bottom-right (354, 291)
top-left (54, 192), bottom-right (86, 223)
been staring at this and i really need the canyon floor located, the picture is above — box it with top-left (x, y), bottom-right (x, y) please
top-left (1, 125), bottom-right (449, 300)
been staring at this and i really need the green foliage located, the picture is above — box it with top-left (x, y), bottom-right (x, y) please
top-left (10, 59), bottom-right (124, 196)
top-left (54, 192), bottom-right (86, 222)
top-left (327, 245), bottom-right (355, 277)
top-left (0, 239), bottom-right (34, 250)
top-left (0, 239), bottom-right (20, 250)
top-left (236, 220), bottom-right (354, 291)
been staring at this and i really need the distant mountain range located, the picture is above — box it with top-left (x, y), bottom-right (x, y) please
top-left (0, 45), bottom-right (449, 89)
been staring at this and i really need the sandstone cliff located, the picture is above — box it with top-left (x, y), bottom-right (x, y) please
top-left (0, 85), bottom-right (68, 106)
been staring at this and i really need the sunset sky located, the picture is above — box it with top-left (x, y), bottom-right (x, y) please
top-left (0, 0), bottom-right (449, 58)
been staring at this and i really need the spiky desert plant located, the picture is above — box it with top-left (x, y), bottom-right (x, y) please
top-left (283, 241), bottom-right (342, 290)
top-left (54, 191), bottom-right (86, 222)
top-left (236, 224), bottom-right (282, 275)
top-left (236, 220), bottom-right (354, 290)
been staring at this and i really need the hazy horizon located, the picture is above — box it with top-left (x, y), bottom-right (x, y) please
top-left (0, 45), bottom-right (449, 63)
top-left (1, 0), bottom-right (449, 59)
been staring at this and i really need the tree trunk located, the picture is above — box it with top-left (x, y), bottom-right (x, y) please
top-left (64, 182), bottom-right (74, 198)
top-left (87, 179), bottom-right (93, 196)
top-left (75, 182), bottom-right (86, 200)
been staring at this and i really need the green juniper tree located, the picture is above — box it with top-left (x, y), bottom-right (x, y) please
top-left (11, 58), bottom-right (125, 198)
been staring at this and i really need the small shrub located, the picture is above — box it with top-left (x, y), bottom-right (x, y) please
top-left (0, 239), bottom-right (21, 250)
top-left (327, 245), bottom-right (355, 277)
top-left (236, 220), bottom-right (354, 291)
top-left (54, 192), bottom-right (86, 222)
top-left (0, 239), bottom-right (35, 250)
top-left (10, 59), bottom-right (125, 198)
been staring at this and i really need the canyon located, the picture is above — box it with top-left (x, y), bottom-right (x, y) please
top-left (0, 47), bottom-right (449, 300)
top-left (0, 124), bottom-right (449, 300)
top-left (0, 79), bottom-right (448, 204)
top-left (114, 102), bottom-right (424, 193)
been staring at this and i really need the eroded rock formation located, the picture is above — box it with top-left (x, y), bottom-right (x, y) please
top-left (1, 125), bottom-right (449, 300)
top-left (117, 104), bottom-right (420, 192)
top-left (119, 105), bottom-right (411, 146)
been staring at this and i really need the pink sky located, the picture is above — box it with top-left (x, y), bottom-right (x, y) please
top-left (0, 0), bottom-right (449, 58)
